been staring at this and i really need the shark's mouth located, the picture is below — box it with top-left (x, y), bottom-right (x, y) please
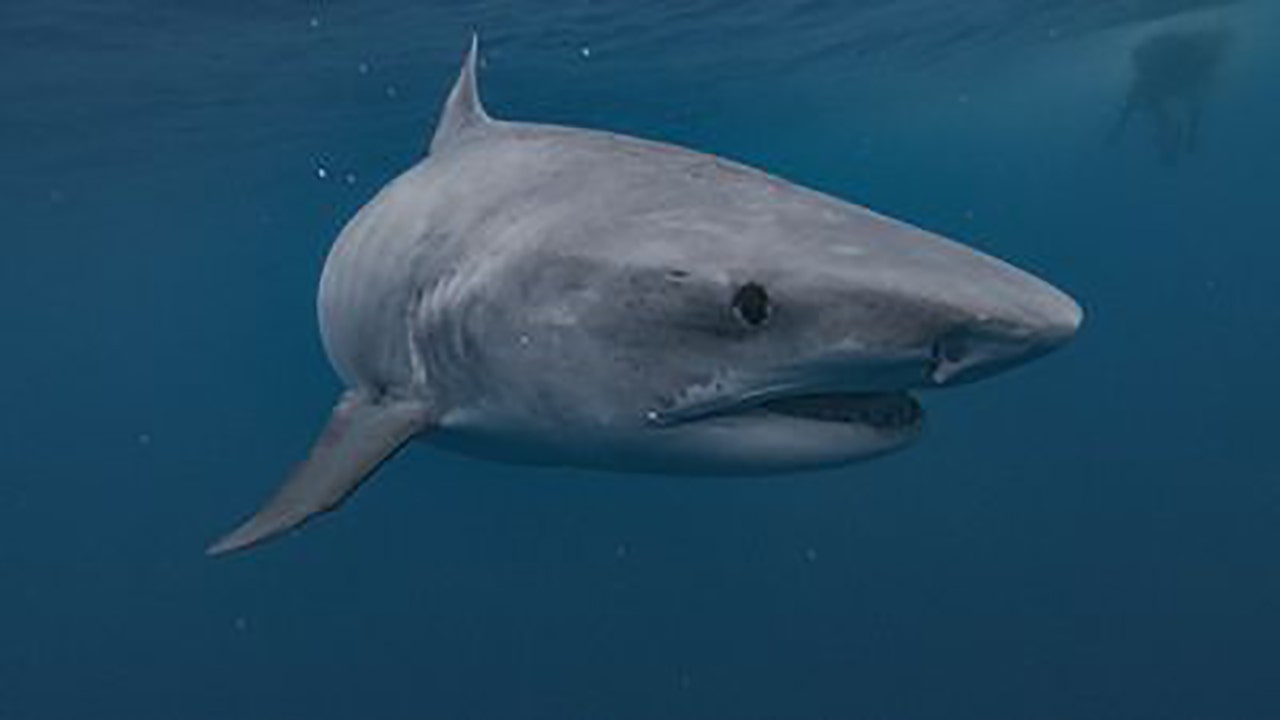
top-left (760, 392), bottom-right (923, 429)
top-left (653, 389), bottom-right (923, 431)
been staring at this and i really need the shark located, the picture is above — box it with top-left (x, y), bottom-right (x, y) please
top-left (208, 36), bottom-right (1082, 556)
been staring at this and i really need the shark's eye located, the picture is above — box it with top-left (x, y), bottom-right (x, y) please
top-left (732, 282), bottom-right (771, 327)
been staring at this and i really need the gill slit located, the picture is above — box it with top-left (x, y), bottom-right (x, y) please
top-left (406, 287), bottom-right (428, 391)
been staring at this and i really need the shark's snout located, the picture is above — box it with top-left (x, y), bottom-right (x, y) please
top-left (1034, 284), bottom-right (1085, 345)
top-left (926, 278), bottom-right (1082, 386)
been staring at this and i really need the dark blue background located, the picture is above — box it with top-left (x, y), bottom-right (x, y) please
top-left (2, 1), bottom-right (1277, 718)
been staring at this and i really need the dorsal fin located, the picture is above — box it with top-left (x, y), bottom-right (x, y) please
top-left (429, 33), bottom-right (491, 155)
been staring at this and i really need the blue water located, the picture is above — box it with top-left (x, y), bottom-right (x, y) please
top-left (3, 1), bottom-right (1279, 718)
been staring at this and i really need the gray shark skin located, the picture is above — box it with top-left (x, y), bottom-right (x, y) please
top-left (208, 36), bottom-right (1082, 556)
top-left (1112, 25), bottom-right (1232, 165)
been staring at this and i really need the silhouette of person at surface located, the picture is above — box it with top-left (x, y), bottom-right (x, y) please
top-left (1112, 26), bottom-right (1231, 166)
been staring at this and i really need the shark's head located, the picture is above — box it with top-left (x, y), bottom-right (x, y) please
top-left (436, 143), bottom-right (1082, 474)
top-left (405, 36), bottom-right (1082, 475)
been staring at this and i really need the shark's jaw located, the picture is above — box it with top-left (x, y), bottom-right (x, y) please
top-left (759, 392), bottom-right (923, 430)
top-left (651, 387), bottom-right (922, 432)
top-left (628, 382), bottom-right (926, 474)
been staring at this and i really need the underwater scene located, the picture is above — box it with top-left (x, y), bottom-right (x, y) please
top-left (2, 0), bottom-right (1278, 718)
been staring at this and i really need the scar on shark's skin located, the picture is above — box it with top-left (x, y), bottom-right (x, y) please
top-left (1111, 25), bottom-right (1232, 166)
top-left (208, 35), bottom-right (1082, 556)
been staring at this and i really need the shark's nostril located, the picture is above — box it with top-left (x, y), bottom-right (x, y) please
top-left (927, 332), bottom-right (971, 385)
top-left (931, 335), bottom-right (966, 364)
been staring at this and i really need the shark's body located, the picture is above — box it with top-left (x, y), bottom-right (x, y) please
top-left (209, 38), bottom-right (1082, 556)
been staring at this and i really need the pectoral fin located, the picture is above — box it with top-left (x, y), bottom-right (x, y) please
top-left (207, 391), bottom-right (431, 556)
